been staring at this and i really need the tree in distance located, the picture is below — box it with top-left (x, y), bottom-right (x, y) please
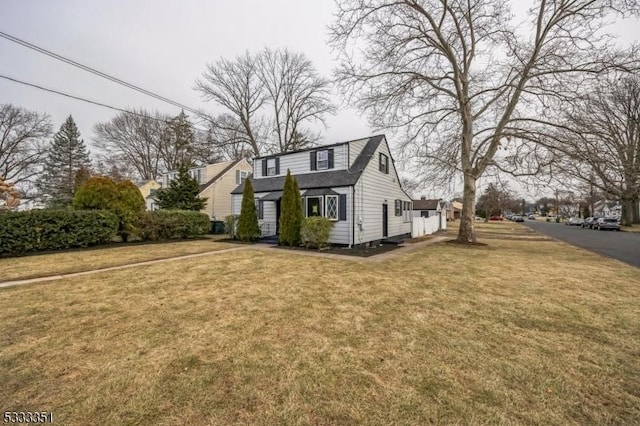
top-left (156, 167), bottom-right (207, 211)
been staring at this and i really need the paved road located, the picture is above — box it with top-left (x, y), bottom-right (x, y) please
top-left (523, 220), bottom-right (640, 267)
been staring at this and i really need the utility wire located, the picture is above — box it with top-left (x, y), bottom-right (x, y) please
top-left (0, 30), bottom-right (202, 116)
top-left (0, 73), bottom-right (210, 133)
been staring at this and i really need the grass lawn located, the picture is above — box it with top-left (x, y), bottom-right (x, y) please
top-left (0, 239), bottom-right (234, 282)
top-left (1, 230), bottom-right (639, 424)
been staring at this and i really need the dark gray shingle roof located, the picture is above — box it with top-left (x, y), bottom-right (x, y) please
top-left (231, 135), bottom-right (384, 194)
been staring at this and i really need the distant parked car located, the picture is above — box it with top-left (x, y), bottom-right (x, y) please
top-left (489, 216), bottom-right (504, 221)
top-left (582, 217), bottom-right (595, 228)
top-left (565, 217), bottom-right (584, 226)
top-left (596, 218), bottom-right (621, 231)
top-left (513, 215), bottom-right (524, 222)
top-left (528, 214), bottom-right (536, 220)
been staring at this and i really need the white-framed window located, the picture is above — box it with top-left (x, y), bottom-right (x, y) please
top-left (236, 170), bottom-right (248, 185)
top-left (325, 195), bottom-right (338, 221)
top-left (189, 168), bottom-right (203, 183)
top-left (306, 196), bottom-right (323, 217)
top-left (317, 150), bottom-right (329, 170)
top-left (267, 158), bottom-right (277, 176)
top-left (403, 201), bottom-right (412, 222)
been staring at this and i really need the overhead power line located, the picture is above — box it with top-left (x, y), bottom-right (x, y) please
top-left (0, 73), bottom-right (210, 133)
top-left (0, 30), bottom-right (202, 116)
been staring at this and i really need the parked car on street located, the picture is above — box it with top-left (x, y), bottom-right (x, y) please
top-left (595, 218), bottom-right (621, 231)
top-left (513, 215), bottom-right (524, 222)
top-left (489, 215), bottom-right (504, 221)
top-left (582, 217), bottom-right (595, 228)
top-left (528, 214), bottom-right (536, 220)
top-left (565, 217), bottom-right (584, 226)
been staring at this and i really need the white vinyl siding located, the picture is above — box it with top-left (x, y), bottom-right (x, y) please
top-left (353, 136), bottom-right (412, 244)
top-left (253, 144), bottom-right (349, 178)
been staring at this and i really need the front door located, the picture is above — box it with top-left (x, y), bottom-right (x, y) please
top-left (382, 204), bottom-right (388, 238)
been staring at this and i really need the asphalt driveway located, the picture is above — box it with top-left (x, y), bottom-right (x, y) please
top-left (523, 220), bottom-right (640, 267)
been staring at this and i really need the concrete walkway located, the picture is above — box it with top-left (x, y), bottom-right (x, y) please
top-left (0, 236), bottom-right (450, 289)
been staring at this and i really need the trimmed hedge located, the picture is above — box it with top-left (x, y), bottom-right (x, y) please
top-left (0, 209), bottom-right (119, 256)
top-left (137, 210), bottom-right (210, 241)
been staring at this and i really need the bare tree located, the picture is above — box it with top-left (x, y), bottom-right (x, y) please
top-left (195, 52), bottom-right (267, 156)
top-left (329, 0), bottom-right (639, 243)
top-left (194, 115), bottom-right (254, 163)
top-left (0, 104), bottom-right (52, 189)
top-left (258, 48), bottom-right (336, 152)
top-left (548, 75), bottom-right (640, 225)
top-left (93, 109), bottom-right (168, 180)
top-left (195, 48), bottom-right (335, 155)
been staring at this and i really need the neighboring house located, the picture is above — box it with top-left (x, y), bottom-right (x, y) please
top-left (136, 180), bottom-right (161, 211)
top-left (593, 200), bottom-right (621, 219)
top-left (412, 197), bottom-right (446, 230)
top-left (446, 201), bottom-right (463, 220)
top-left (231, 135), bottom-right (413, 246)
top-left (162, 159), bottom-right (252, 220)
top-left (412, 197), bottom-right (442, 218)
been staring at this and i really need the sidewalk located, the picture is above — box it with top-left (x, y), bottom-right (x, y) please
top-left (0, 236), bottom-right (450, 289)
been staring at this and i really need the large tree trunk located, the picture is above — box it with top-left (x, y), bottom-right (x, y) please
top-left (457, 173), bottom-right (477, 243)
top-left (633, 199), bottom-right (640, 224)
top-left (621, 197), bottom-right (636, 226)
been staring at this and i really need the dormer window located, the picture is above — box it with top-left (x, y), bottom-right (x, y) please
top-left (261, 157), bottom-right (280, 177)
top-left (310, 148), bottom-right (334, 171)
top-left (267, 158), bottom-right (276, 176)
top-left (317, 150), bottom-right (329, 170)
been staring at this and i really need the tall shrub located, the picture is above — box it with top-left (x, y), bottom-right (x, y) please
top-left (72, 177), bottom-right (145, 242)
top-left (237, 178), bottom-right (260, 242)
top-left (278, 170), bottom-right (300, 246)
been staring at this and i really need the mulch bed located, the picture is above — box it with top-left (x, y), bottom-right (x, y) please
top-left (274, 243), bottom-right (401, 257)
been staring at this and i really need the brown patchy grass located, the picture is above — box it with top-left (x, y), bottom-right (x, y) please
top-left (622, 225), bottom-right (640, 233)
top-left (1, 238), bottom-right (639, 425)
top-left (0, 239), bottom-right (235, 282)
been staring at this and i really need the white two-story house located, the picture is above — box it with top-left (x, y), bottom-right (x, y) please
top-left (231, 135), bottom-right (413, 246)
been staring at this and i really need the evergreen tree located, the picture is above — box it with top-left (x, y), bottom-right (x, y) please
top-left (162, 110), bottom-right (196, 171)
top-left (237, 178), bottom-right (260, 241)
top-left (155, 167), bottom-right (206, 211)
top-left (292, 177), bottom-right (303, 243)
top-left (278, 170), bottom-right (302, 246)
top-left (37, 115), bottom-right (91, 208)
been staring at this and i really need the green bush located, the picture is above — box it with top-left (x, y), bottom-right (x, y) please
top-left (300, 216), bottom-right (334, 249)
top-left (137, 210), bottom-right (209, 241)
top-left (0, 209), bottom-right (118, 256)
top-left (224, 215), bottom-right (239, 239)
top-left (72, 177), bottom-right (145, 242)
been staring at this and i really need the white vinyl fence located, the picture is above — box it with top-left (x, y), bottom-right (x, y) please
top-left (412, 215), bottom-right (444, 238)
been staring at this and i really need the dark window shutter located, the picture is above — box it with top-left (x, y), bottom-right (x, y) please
top-left (310, 151), bottom-right (317, 171)
top-left (328, 149), bottom-right (334, 169)
top-left (262, 159), bottom-right (267, 176)
top-left (235, 170), bottom-right (240, 185)
top-left (379, 153), bottom-right (383, 172)
top-left (339, 194), bottom-right (347, 221)
top-left (275, 157), bottom-right (280, 175)
top-left (258, 200), bottom-right (264, 219)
